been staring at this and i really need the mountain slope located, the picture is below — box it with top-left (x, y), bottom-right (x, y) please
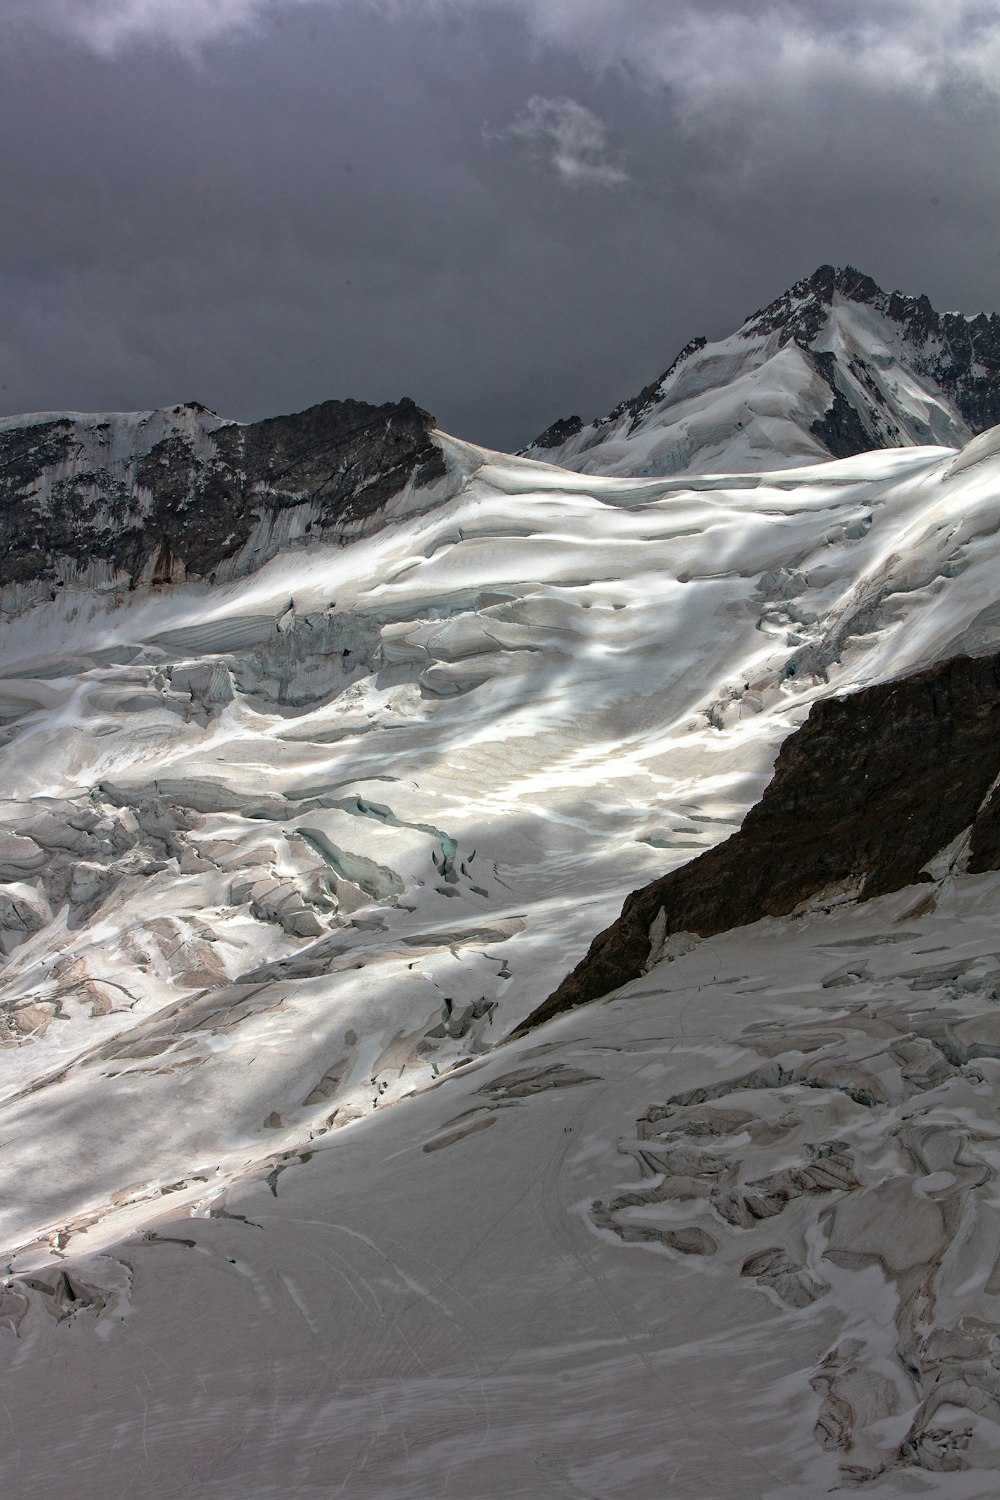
top-left (522, 265), bottom-right (1000, 476)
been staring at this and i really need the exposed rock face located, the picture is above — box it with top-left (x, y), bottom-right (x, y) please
top-left (0, 396), bottom-right (445, 591)
top-left (807, 348), bottom-right (894, 459)
top-left (516, 651), bottom-right (1000, 1034)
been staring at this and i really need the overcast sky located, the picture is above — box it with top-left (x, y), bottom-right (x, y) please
top-left (2, 0), bottom-right (999, 450)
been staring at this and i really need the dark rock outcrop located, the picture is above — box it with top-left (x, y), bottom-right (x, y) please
top-left (514, 652), bottom-right (1000, 1035)
top-left (0, 396), bottom-right (445, 590)
top-left (529, 415), bottom-right (584, 450)
top-left (808, 350), bottom-right (879, 459)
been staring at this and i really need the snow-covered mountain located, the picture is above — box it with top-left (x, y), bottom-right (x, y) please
top-left (0, 395), bottom-right (444, 602)
top-left (522, 265), bottom-right (1000, 476)
top-left (5, 385), bottom-right (1000, 1493)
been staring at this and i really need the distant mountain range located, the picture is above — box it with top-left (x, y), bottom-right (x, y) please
top-left (522, 264), bottom-right (1000, 475)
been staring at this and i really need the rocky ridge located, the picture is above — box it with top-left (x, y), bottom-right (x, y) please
top-left (0, 396), bottom-right (445, 604)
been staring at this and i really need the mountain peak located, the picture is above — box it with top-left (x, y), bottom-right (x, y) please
top-left (740, 263), bottom-right (888, 342)
top-left (522, 265), bottom-right (1000, 477)
top-left (808, 263), bottom-right (881, 302)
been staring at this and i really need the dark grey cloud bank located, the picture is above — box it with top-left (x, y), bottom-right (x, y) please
top-left (2, 0), bottom-right (999, 451)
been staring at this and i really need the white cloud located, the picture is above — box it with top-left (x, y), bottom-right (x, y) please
top-left (6, 0), bottom-right (1000, 116)
top-left (487, 0), bottom-right (1000, 108)
top-left (486, 95), bottom-right (629, 189)
top-left (2, 0), bottom-right (292, 54)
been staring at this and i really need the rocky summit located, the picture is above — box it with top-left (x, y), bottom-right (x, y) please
top-left (6, 273), bottom-right (1000, 1496)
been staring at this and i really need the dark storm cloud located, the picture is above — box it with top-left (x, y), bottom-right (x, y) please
top-left (1, 1), bottom-right (999, 450)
